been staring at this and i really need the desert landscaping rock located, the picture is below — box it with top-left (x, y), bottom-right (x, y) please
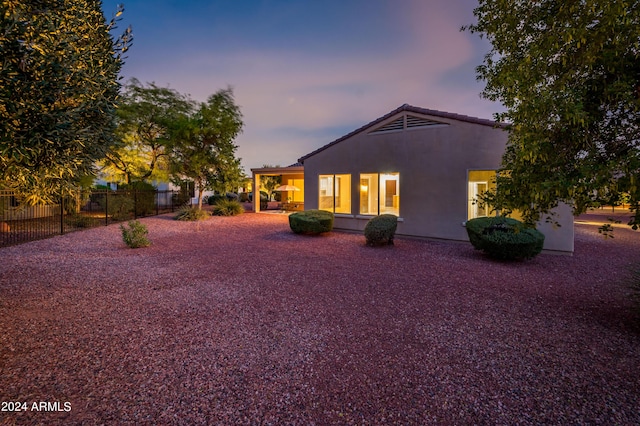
top-left (1, 212), bottom-right (639, 424)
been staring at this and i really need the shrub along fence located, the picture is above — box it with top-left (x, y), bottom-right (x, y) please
top-left (0, 189), bottom-right (187, 248)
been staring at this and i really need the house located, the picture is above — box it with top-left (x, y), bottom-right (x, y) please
top-left (252, 104), bottom-right (574, 253)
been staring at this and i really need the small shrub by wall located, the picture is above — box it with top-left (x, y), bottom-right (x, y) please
top-left (364, 214), bottom-right (398, 246)
top-left (465, 216), bottom-right (545, 260)
top-left (289, 210), bottom-right (334, 235)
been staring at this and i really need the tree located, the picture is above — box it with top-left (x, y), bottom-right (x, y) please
top-left (465, 0), bottom-right (640, 230)
top-left (100, 78), bottom-right (195, 185)
top-left (259, 165), bottom-right (282, 201)
top-left (168, 87), bottom-right (244, 210)
top-left (0, 0), bottom-right (132, 203)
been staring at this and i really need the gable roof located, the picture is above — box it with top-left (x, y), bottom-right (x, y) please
top-left (298, 104), bottom-right (507, 163)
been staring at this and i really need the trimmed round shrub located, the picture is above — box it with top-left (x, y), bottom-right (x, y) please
top-left (289, 210), bottom-right (334, 234)
top-left (364, 214), bottom-right (398, 246)
top-left (465, 216), bottom-right (545, 260)
top-left (212, 199), bottom-right (244, 216)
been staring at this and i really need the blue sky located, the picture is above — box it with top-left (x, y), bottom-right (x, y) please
top-left (101, 0), bottom-right (503, 171)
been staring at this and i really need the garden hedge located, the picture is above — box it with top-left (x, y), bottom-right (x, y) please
top-left (289, 210), bottom-right (334, 234)
top-left (364, 214), bottom-right (398, 246)
top-left (465, 216), bottom-right (545, 260)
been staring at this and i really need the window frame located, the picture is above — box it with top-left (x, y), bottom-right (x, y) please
top-left (359, 172), bottom-right (400, 216)
top-left (318, 174), bottom-right (351, 214)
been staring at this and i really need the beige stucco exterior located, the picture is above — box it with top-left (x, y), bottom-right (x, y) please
top-left (299, 105), bottom-right (574, 253)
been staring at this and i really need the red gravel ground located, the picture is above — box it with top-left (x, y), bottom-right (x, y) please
top-left (1, 211), bottom-right (639, 425)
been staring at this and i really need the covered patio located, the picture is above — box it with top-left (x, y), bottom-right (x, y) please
top-left (250, 164), bottom-right (304, 213)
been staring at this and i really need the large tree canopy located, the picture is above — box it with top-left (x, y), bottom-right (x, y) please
top-left (100, 78), bottom-right (195, 184)
top-left (0, 0), bottom-right (131, 202)
top-left (465, 0), bottom-right (640, 229)
top-left (168, 87), bottom-right (244, 210)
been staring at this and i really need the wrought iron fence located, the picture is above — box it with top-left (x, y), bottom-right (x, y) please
top-left (0, 189), bottom-right (187, 248)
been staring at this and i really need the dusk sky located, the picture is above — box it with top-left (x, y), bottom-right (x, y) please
top-left (101, 0), bottom-right (503, 172)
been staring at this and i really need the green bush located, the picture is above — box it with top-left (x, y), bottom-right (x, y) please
top-left (175, 205), bottom-right (210, 221)
top-left (364, 214), bottom-right (398, 246)
top-left (98, 193), bottom-right (135, 221)
top-left (122, 181), bottom-right (156, 216)
top-left (212, 199), bottom-right (244, 216)
top-left (289, 209), bottom-right (334, 234)
top-left (61, 191), bottom-right (86, 215)
top-left (65, 214), bottom-right (98, 229)
top-left (208, 193), bottom-right (239, 205)
top-left (465, 216), bottom-right (545, 260)
top-left (120, 220), bottom-right (150, 248)
top-left (207, 194), bottom-right (226, 205)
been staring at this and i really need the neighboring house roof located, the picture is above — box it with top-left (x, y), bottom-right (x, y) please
top-left (298, 104), bottom-right (508, 164)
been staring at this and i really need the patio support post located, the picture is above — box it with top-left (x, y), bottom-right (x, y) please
top-left (253, 173), bottom-right (261, 212)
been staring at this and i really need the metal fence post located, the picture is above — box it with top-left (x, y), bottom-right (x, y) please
top-left (60, 193), bottom-right (65, 235)
top-left (105, 190), bottom-right (109, 226)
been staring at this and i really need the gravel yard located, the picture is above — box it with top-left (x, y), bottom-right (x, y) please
top-left (1, 211), bottom-right (639, 425)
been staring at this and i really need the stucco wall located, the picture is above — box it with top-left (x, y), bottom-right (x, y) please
top-left (302, 113), bottom-right (574, 253)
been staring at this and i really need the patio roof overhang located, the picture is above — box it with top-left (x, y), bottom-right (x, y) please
top-left (251, 164), bottom-right (304, 212)
top-left (250, 165), bottom-right (304, 175)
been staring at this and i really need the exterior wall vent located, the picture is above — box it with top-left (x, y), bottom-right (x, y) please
top-left (370, 116), bottom-right (404, 133)
top-left (406, 115), bottom-right (444, 128)
top-left (370, 114), bottom-right (447, 134)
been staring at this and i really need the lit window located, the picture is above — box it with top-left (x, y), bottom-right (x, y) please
top-left (468, 170), bottom-right (496, 219)
top-left (319, 174), bottom-right (351, 214)
top-left (359, 173), bottom-right (399, 216)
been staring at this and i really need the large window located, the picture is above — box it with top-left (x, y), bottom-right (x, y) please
top-left (319, 174), bottom-right (351, 214)
top-left (359, 172), bottom-right (400, 216)
top-left (467, 170), bottom-right (524, 221)
top-left (468, 170), bottom-right (496, 219)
